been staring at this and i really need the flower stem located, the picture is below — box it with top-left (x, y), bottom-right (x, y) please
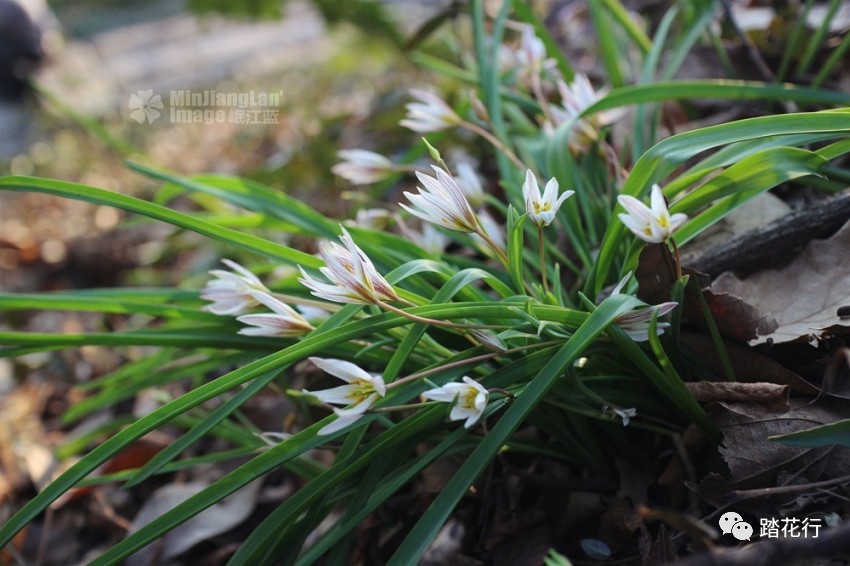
top-left (538, 225), bottom-right (548, 295)
top-left (369, 401), bottom-right (435, 413)
top-left (376, 300), bottom-right (506, 330)
top-left (530, 71), bottom-right (557, 126)
top-left (670, 237), bottom-right (683, 282)
top-left (460, 120), bottom-right (527, 171)
top-left (386, 340), bottom-right (560, 389)
top-left (474, 226), bottom-right (509, 265)
top-left (487, 387), bottom-right (516, 400)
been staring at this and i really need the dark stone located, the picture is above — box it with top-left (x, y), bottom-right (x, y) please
top-left (0, 0), bottom-right (42, 100)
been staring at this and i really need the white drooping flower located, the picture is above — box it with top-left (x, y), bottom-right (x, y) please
top-left (522, 170), bottom-right (574, 228)
top-left (332, 149), bottom-right (395, 185)
top-left (235, 292), bottom-right (313, 337)
top-left (604, 405), bottom-right (637, 427)
top-left (556, 74), bottom-right (601, 119)
top-left (400, 89), bottom-right (462, 133)
top-left (401, 166), bottom-right (480, 233)
top-left (549, 74), bottom-right (623, 141)
top-left (352, 208), bottom-right (393, 230)
top-left (454, 161), bottom-right (485, 208)
top-left (397, 215), bottom-right (451, 256)
top-left (611, 271), bottom-right (678, 342)
top-left (296, 304), bottom-right (332, 325)
top-left (617, 184), bottom-right (687, 244)
top-left (201, 259), bottom-right (272, 316)
top-left (422, 376), bottom-right (489, 429)
top-left (304, 357), bottom-right (387, 435)
top-left (517, 24), bottom-right (548, 75)
top-left (298, 227), bottom-right (400, 305)
top-left (614, 302), bottom-right (678, 342)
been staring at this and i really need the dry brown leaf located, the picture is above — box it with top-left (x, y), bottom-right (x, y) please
top-left (126, 478), bottom-right (262, 565)
top-left (711, 400), bottom-right (850, 481)
top-left (711, 219), bottom-right (850, 345)
top-left (681, 332), bottom-right (818, 394)
top-left (635, 244), bottom-right (777, 342)
top-left (644, 524), bottom-right (680, 566)
top-left (686, 382), bottom-right (789, 411)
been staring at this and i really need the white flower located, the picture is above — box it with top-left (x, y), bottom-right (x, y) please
top-left (454, 162), bottom-right (485, 208)
top-left (614, 302), bottom-right (678, 341)
top-left (604, 405), bottom-right (637, 427)
top-left (611, 271), bottom-right (678, 342)
top-left (400, 89), bottom-right (462, 133)
top-left (497, 43), bottom-right (520, 74)
top-left (517, 25), bottom-right (547, 74)
top-left (352, 208), bottom-right (392, 230)
top-left (304, 357), bottom-right (387, 435)
top-left (522, 170), bottom-right (574, 227)
top-left (397, 217), bottom-right (450, 255)
top-left (332, 150), bottom-right (394, 185)
top-left (549, 74), bottom-right (623, 142)
top-left (201, 259), bottom-right (271, 316)
top-left (128, 90), bottom-right (163, 124)
top-left (236, 292), bottom-right (313, 337)
top-left (617, 184), bottom-right (687, 244)
top-left (298, 226), bottom-right (400, 305)
top-left (422, 376), bottom-right (489, 428)
top-left (557, 74), bottom-right (600, 119)
top-left (418, 223), bottom-right (451, 255)
top-left (297, 304), bottom-right (332, 324)
top-left (555, 74), bottom-right (623, 126)
top-left (401, 166), bottom-right (480, 233)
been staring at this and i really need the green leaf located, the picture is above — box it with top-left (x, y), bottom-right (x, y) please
top-left (388, 293), bottom-right (640, 564)
top-left (0, 176), bottom-right (323, 269)
top-left (589, 109), bottom-right (850, 295)
top-left (584, 80), bottom-right (850, 119)
top-left (134, 164), bottom-right (338, 238)
top-left (506, 206), bottom-right (527, 294)
top-left (125, 368), bottom-right (284, 487)
top-left (671, 147), bottom-right (827, 244)
top-left (0, 330), bottom-right (283, 351)
top-left (0, 292), bottom-right (220, 321)
top-left (770, 419), bottom-right (850, 448)
top-left (600, 0), bottom-right (651, 54)
top-left (587, 0), bottom-right (625, 87)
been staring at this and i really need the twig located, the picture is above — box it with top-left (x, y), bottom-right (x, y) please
top-left (687, 193), bottom-right (850, 277)
top-left (730, 473), bottom-right (850, 501)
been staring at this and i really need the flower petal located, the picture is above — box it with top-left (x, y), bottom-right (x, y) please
top-left (309, 357), bottom-right (373, 383)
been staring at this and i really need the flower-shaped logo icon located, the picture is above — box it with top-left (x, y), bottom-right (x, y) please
top-left (128, 90), bottom-right (163, 124)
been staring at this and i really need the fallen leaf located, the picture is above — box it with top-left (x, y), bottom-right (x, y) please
top-left (635, 244), bottom-right (777, 342)
top-left (127, 478), bottom-right (262, 565)
top-left (681, 333), bottom-right (818, 394)
top-left (422, 519), bottom-right (467, 566)
top-left (711, 219), bottom-right (850, 345)
top-left (711, 400), bottom-right (850, 481)
top-left (686, 382), bottom-right (789, 411)
top-left (644, 524), bottom-right (679, 565)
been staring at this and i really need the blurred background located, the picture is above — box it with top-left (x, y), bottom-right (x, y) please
top-left (0, 0), bottom-right (446, 293)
